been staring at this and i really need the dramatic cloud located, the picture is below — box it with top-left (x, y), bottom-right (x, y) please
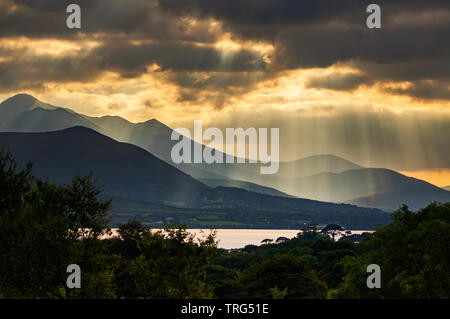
top-left (0, 0), bottom-right (449, 174)
top-left (1, 0), bottom-right (449, 100)
top-left (157, 0), bottom-right (450, 99)
top-left (387, 80), bottom-right (450, 101)
top-left (306, 73), bottom-right (371, 91)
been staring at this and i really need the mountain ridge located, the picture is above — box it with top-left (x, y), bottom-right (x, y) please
top-left (0, 126), bottom-right (391, 230)
top-left (1, 93), bottom-right (447, 211)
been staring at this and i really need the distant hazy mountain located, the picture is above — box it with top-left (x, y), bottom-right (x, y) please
top-left (83, 115), bottom-right (364, 181)
top-left (271, 155), bottom-right (363, 178)
top-left (443, 185), bottom-right (450, 191)
top-left (0, 93), bottom-right (364, 183)
top-left (262, 168), bottom-right (450, 211)
top-left (348, 188), bottom-right (450, 211)
top-left (198, 178), bottom-right (295, 198)
top-left (0, 127), bottom-right (390, 228)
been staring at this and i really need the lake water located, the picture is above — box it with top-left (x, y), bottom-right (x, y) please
top-left (190, 229), bottom-right (300, 249)
top-left (109, 228), bottom-right (372, 250)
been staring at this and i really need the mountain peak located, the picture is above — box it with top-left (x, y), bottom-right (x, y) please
top-left (1, 93), bottom-right (59, 113)
top-left (0, 94), bottom-right (43, 119)
top-left (137, 118), bottom-right (173, 133)
top-left (143, 118), bottom-right (164, 125)
top-left (2, 93), bottom-right (37, 105)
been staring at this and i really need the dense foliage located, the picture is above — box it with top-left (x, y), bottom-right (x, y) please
top-left (0, 151), bottom-right (448, 299)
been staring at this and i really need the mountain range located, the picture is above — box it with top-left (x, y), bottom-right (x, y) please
top-left (1, 93), bottom-right (449, 211)
top-left (0, 126), bottom-right (390, 229)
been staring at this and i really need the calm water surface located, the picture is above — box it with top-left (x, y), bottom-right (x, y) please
top-left (110, 228), bottom-right (372, 250)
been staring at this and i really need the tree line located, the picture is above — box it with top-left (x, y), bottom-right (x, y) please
top-left (0, 151), bottom-right (448, 299)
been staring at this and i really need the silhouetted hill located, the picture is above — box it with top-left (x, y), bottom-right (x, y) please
top-left (0, 126), bottom-right (210, 207)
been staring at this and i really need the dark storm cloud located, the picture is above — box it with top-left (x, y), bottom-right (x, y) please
top-left (0, 0), bottom-right (265, 94)
top-left (0, 0), bottom-right (449, 100)
top-left (353, 60), bottom-right (450, 83)
top-left (157, 0), bottom-right (450, 99)
top-left (158, 0), bottom-right (325, 26)
top-left (93, 42), bottom-right (266, 74)
top-left (274, 24), bottom-right (450, 100)
top-left (0, 0), bottom-right (217, 42)
top-left (0, 0), bottom-right (151, 36)
top-left (0, 40), bottom-right (265, 92)
top-left (387, 81), bottom-right (450, 101)
top-left (157, 0), bottom-right (449, 29)
top-left (0, 52), bottom-right (98, 91)
top-left (276, 25), bottom-right (449, 69)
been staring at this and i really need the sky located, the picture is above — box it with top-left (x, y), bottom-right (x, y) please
top-left (0, 0), bottom-right (449, 185)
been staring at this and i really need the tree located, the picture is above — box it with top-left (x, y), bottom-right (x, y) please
top-left (297, 224), bottom-right (322, 240)
top-left (276, 236), bottom-right (290, 243)
top-left (0, 150), bottom-right (33, 214)
top-left (115, 220), bottom-right (151, 258)
top-left (332, 203), bottom-right (450, 299)
top-left (240, 255), bottom-right (327, 298)
top-left (118, 220), bottom-right (151, 242)
top-left (321, 224), bottom-right (344, 241)
top-left (113, 225), bottom-right (217, 299)
top-left (0, 152), bottom-right (113, 298)
top-left (261, 238), bottom-right (273, 244)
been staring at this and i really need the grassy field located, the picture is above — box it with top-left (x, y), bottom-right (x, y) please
top-left (110, 197), bottom-right (392, 230)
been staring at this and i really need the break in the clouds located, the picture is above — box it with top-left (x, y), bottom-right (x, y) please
top-left (0, 0), bottom-right (449, 173)
top-left (0, 0), bottom-right (449, 99)
top-left (305, 73), bottom-right (372, 91)
top-left (157, 0), bottom-right (450, 100)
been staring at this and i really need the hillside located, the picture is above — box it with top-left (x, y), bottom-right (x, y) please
top-left (0, 126), bottom-right (210, 207)
top-left (0, 94), bottom-right (364, 181)
top-left (0, 127), bottom-right (391, 228)
top-left (1, 94), bottom-right (445, 212)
